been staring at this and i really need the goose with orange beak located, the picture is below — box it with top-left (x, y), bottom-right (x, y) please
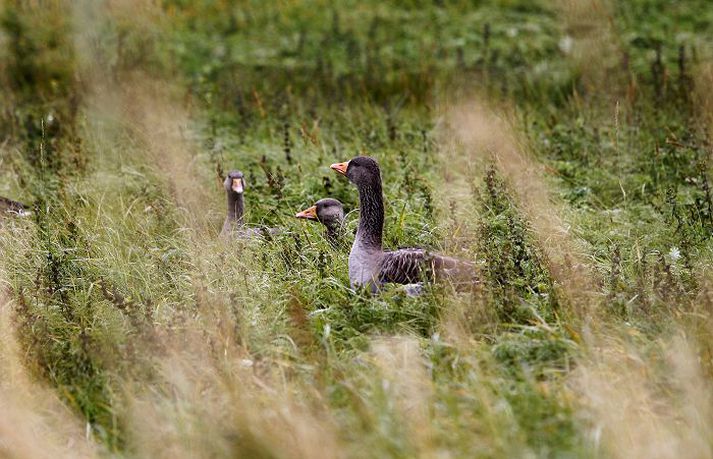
top-left (295, 198), bottom-right (345, 247)
top-left (221, 170), bottom-right (279, 238)
top-left (221, 170), bottom-right (246, 236)
top-left (330, 156), bottom-right (477, 292)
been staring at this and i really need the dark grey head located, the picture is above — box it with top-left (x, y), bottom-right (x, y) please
top-left (295, 198), bottom-right (344, 226)
top-left (330, 156), bottom-right (381, 187)
top-left (330, 156), bottom-right (384, 247)
top-left (224, 170), bottom-right (245, 194)
top-left (316, 198), bottom-right (344, 225)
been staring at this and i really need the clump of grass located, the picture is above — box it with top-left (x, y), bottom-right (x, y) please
top-left (9, 200), bottom-right (124, 447)
top-left (0, 294), bottom-right (98, 459)
top-left (572, 333), bottom-right (713, 459)
top-left (478, 166), bottom-right (559, 325)
top-left (0, 0), bottom-right (81, 149)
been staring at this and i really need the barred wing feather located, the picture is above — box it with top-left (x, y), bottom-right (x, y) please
top-left (379, 248), bottom-right (477, 287)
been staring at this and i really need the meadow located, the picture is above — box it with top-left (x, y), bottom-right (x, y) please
top-left (1, 0), bottom-right (713, 457)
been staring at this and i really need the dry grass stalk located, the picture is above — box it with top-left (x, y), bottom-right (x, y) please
top-left (694, 62), bottom-right (713, 136)
top-left (370, 336), bottom-right (436, 456)
top-left (441, 99), bottom-right (600, 317)
top-left (73, 0), bottom-right (216, 235)
top-left (572, 332), bottom-right (713, 459)
top-left (556, 0), bottom-right (625, 100)
top-left (124, 327), bottom-right (344, 459)
top-left (0, 296), bottom-right (98, 459)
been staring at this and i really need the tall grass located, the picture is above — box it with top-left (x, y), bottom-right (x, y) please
top-left (1, 0), bottom-right (713, 457)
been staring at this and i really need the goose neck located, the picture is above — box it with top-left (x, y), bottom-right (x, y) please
top-left (355, 179), bottom-right (383, 250)
top-left (324, 220), bottom-right (344, 247)
top-left (227, 191), bottom-right (245, 225)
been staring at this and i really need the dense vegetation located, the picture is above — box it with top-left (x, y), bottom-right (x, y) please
top-left (1, 0), bottom-right (712, 457)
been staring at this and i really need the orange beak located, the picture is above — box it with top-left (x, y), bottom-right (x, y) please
top-left (330, 161), bottom-right (349, 176)
top-left (295, 205), bottom-right (318, 220)
top-left (232, 178), bottom-right (244, 193)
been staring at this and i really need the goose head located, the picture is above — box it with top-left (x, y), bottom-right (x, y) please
top-left (222, 170), bottom-right (248, 235)
top-left (295, 198), bottom-right (344, 227)
top-left (224, 170), bottom-right (246, 195)
top-left (330, 156), bottom-right (381, 187)
top-left (330, 156), bottom-right (384, 249)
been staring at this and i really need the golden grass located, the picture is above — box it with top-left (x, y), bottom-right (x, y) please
top-left (694, 62), bottom-right (713, 138)
top-left (370, 336), bottom-right (436, 455)
top-left (441, 98), bottom-right (600, 317)
top-left (123, 332), bottom-right (344, 459)
top-left (571, 331), bottom-right (713, 459)
top-left (439, 97), bottom-right (713, 457)
top-left (74, 0), bottom-right (218, 235)
top-left (0, 296), bottom-right (98, 459)
top-left (556, 0), bottom-right (625, 100)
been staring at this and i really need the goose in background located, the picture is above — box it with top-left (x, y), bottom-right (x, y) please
top-left (330, 156), bottom-right (476, 292)
top-left (221, 170), bottom-right (279, 238)
top-left (295, 198), bottom-right (345, 248)
top-left (0, 196), bottom-right (31, 217)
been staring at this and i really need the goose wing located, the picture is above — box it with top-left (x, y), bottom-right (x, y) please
top-left (380, 248), bottom-right (478, 287)
top-left (379, 248), bottom-right (432, 284)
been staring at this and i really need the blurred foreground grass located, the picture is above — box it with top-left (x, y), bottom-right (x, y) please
top-left (1, 0), bottom-right (713, 457)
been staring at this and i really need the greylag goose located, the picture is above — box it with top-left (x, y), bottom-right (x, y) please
top-left (295, 198), bottom-right (345, 247)
top-left (330, 156), bottom-right (475, 292)
top-left (221, 170), bottom-right (279, 238)
top-left (0, 196), bottom-right (31, 217)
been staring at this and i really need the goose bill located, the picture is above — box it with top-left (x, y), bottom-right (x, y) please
top-left (232, 178), bottom-right (244, 193)
top-left (330, 161), bottom-right (349, 176)
top-left (295, 205), bottom-right (318, 220)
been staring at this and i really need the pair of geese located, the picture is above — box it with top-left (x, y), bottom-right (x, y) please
top-left (223, 156), bottom-right (476, 293)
